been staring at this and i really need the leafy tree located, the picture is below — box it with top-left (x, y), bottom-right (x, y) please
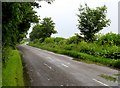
top-left (77, 4), bottom-right (110, 42)
top-left (2, 1), bottom-right (54, 63)
top-left (2, 0), bottom-right (54, 48)
top-left (2, 2), bottom-right (39, 48)
top-left (30, 17), bottom-right (57, 41)
top-left (2, 2), bottom-right (40, 64)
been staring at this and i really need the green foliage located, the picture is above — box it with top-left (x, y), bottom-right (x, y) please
top-left (29, 42), bottom-right (120, 69)
top-left (66, 35), bottom-right (83, 44)
top-left (43, 37), bottom-right (65, 44)
top-left (77, 4), bottom-right (110, 42)
top-left (63, 44), bottom-right (75, 50)
top-left (29, 32), bottom-right (120, 69)
top-left (2, 1), bottom-right (55, 48)
top-left (98, 74), bottom-right (117, 82)
top-left (29, 32), bottom-right (120, 60)
top-left (2, 2), bottom-right (40, 64)
top-left (43, 38), bottom-right (55, 44)
top-left (3, 48), bottom-right (24, 86)
top-left (2, 2), bottom-right (39, 48)
top-left (76, 41), bottom-right (119, 59)
top-left (2, 1), bottom-right (54, 86)
top-left (96, 32), bottom-right (120, 46)
top-left (30, 17), bottom-right (57, 41)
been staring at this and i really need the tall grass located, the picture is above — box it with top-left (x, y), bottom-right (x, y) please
top-left (2, 48), bottom-right (24, 86)
top-left (0, 62), bottom-right (1, 87)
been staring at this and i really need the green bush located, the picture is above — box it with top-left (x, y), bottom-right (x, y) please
top-left (43, 37), bottom-right (65, 44)
top-left (28, 32), bottom-right (120, 69)
top-left (96, 32), bottom-right (120, 46)
top-left (29, 43), bottom-right (120, 69)
top-left (66, 35), bottom-right (83, 44)
top-left (29, 34), bottom-right (120, 60)
top-left (53, 37), bottom-right (65, 42)
top-left (63, 44), bottom-right (75, 50)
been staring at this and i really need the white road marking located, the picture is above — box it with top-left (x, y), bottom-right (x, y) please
top-left (61, 64), bottom-right (69, 68)
top-left (93, 79), bottom-right (109, 87)
top-left (47, 57), bottom-right (53, 61)
top-left (60, 85), bottom-right (63, 86)
top-left (44, 63), bottom-right (52, 69)
top-left (67, 63), bottom-right (70, 65)
top-left (48, 79), bottom-right (50, 81)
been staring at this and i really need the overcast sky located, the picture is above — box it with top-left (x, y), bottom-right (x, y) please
top-left (27, 0), bottom-right (119, 38)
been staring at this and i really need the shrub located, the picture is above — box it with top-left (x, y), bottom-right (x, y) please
top-left (96, 32), bottom-right (120, 46)
top-left (44, 38), bottom-right (55, 44)
top-left (54, 37), bottom-right (65, 42)
top-left (66, 35), bottom-right (83, 44)
top-left (63, 44), bottom-right (76, 50)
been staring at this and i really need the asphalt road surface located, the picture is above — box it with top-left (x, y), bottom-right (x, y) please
top-left (17, 45), bottom-right (119, 87)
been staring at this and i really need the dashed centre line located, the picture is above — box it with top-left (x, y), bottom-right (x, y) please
top-left (61, 63), bottom-right (69, 68)
top-left (47, 57), bottom-right (53, 60)
top-left (44, 63), bottom-right (52, 69)
top-left (67, 62), bottom-right (70, 65)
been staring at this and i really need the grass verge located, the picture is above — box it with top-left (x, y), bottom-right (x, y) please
top-left (113, 74), bottom-right (120, 76)
top-left (29, 43), bottom-right (120, 69)
top-left (2, 49), bottom-right (24, 86)
top-left (98, 74), bottom-right (117, 82)
top-left (0, 62), bottom-right (2, 87)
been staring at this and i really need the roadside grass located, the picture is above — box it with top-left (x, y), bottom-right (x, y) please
top-left (113, 74), bottom-right (120, 76)
top-left (98, 74), bottom-right (117, 82)
top-left (29, 43), bottom-right (120, 69)
top-left (2, 49), bottom-right (24, 86)
top-left (0, 62), bottom-right (2, 87)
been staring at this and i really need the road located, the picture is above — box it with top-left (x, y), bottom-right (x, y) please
top-left (17, 45), bottom-right (119, 86)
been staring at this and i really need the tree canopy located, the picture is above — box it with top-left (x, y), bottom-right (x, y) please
top-left (77, 4), bottom-right (110, 42)
top-left (30, 17), bottom-right (57, 41)
top-left (2, 1), bottom-right (54, 63)
top-left (2, 2), bottom-right (40, 48)
top-left (2, 0), bottom-right (54, 48)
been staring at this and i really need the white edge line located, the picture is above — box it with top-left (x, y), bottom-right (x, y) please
top-left (93, 79), bottom-right (109, 86)
top-left (61, 63), bottom-right (69, 68)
